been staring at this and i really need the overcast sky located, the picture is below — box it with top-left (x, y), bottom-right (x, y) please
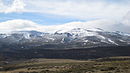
top-left (0, 0), bottom-right (130, 33)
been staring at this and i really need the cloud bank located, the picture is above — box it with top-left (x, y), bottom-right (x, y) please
top-left (25, 0), bottom-right (130, 20)
top-left (0, 18), bottom-right (129, 33)
top-left (0, 0), bottom-right (130, 20)
top-left (0, 0), bottom-right (130, 33)
top-left (0, 0), bottom-right (26, 13)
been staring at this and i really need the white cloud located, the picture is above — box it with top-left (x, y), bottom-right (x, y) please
top-left (24, 0), bottom-right (130, 20)
top-left (5, 0), bottom-right (26, 13)
top-left (0, 19), bottom-right (129, 33)
top-left (0, 19), bottom-right (40, 33)
top-left (0, 0), bottom-right (7, 12)
top-left (0, 0), bottom-right (130, 33)
top-left (0, 0), bottom-right (130, 20)
top-left (121, 11), bottom-right (130, 26)
top-left (0, 0), bottom-right (26, 13)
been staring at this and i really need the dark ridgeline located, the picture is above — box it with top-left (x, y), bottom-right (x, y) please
top-left (0, 45), bottom-right (130, 61)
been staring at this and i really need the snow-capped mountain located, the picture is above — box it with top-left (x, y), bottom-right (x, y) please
top-left (0, 28), bottom-right (130, 49)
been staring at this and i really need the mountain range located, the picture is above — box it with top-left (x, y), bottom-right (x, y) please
top-left (0, 27), bottom-right (130, 50)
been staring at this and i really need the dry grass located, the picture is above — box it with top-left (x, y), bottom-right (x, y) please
top-left (0, 57), bottom-right (130, 73)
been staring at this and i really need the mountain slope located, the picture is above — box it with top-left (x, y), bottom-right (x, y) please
top-left (0, 28), bottom-right (130, 50)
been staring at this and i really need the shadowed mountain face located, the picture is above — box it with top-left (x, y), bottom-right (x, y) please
top-left (0, 46), bottom-right (130, 61)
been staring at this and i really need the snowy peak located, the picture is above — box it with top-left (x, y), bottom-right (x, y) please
top-left (0, 28), bottom-right (130, 49)
top-left (55, 28), bottom-right (104, 37)
top-left (0, 30), bottom-right (45, 40)
top-left (56, 28), bottom-right (103, 33)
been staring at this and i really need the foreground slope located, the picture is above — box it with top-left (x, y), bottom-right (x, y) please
top-left (0, 57), bottom-right (130, 73)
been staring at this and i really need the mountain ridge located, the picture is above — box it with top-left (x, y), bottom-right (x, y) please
top-left (0, 28), bottom-right (130, 50)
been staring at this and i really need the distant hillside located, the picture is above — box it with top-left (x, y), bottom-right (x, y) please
top-left (0, 45), bottom-right (130, 61)
top-left (0, 28), bottom-right (130, 50)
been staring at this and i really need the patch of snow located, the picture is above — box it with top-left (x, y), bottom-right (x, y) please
top-left (97, 35), bottom-right (106, 39)
top-left (108, 38), bottom-right (118, 45)
top-left (119, 39), bottom-right (126, 42)
top-left (84, 40), bottom-right (88, 42)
